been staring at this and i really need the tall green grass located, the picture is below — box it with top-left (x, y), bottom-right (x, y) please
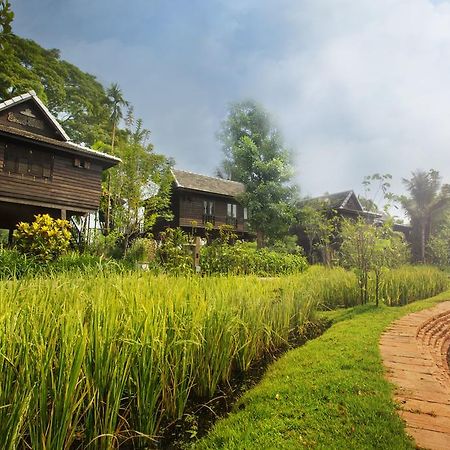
top-left (0, 266), bottom-right (446, 448)
top-left (373, 265), bottom-right (449, 306)
top-left (0, 273), bottom-right (317, 449)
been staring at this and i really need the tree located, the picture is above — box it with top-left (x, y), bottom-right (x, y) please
top-left (297, 201), bottom-right (336, 265)
top-left (400, 170), bottom-right (450, 263)
top-left (0, 0), bottom-right (13, 47)
top-left (218, 100), bottom-right (296, 247)
top-left (96, 117), bottom-right (173, 246)
top-left (106, 83), bottom-right (129, 154)
top-left (427, 211), bottom-right (450, 267)
top-left (340, 219), bottom-right (409, 306)
top-left (105, 83), bottom-right (129, 233)
top-left (0, 35), bottom-right (111, 144)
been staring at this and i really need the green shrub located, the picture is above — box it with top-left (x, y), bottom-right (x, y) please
top-left (13, 214), bottom-right (72, 262)
top-left (125, 237), bottom-right (157, 264)
top-left (87, 229), bottom-right (124, 259)
top-left (201, 240), bottom-right (308, 276)
top-left (0, 248), bottom-right (127, 280)
top-left (157, 227), bottom-right (193, 274)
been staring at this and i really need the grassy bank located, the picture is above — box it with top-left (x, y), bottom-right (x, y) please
top-left (193, 290), bottom-right (450, 450)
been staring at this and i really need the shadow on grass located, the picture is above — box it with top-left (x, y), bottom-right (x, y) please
top-left (320, 303), bottom-right (381, 325)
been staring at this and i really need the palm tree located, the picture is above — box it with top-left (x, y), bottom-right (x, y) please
top-left (105, 83), bottom-right (128, 232)
top-left (107, 83), bottom-right (128, 155)
top-left (400, 170), bottom-right (450, 262)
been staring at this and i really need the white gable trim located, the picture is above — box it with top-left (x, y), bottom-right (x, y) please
top-left (341, 190), bottom-right (364, 211)
top-left (0, 90), bottom-right (71, 141)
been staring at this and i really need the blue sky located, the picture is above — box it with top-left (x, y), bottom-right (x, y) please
top-left (11, 0), bottom-right (450, 203)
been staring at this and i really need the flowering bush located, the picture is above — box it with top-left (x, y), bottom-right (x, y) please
top-left (13, 214), bottom-right (72, 262)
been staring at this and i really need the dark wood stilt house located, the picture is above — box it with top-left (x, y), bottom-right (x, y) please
top-left (168, 169), bottom-right (251, 239)
top-left (294, 190), bottom-right (410, 259)
top-left (0, 91), bottom-right (120, 238)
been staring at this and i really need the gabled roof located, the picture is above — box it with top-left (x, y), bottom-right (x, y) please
top-left (0, 90), bottom-right (70, 141)
top-left (172, 169), bottom-right (245, 198)
top-left (300, 190), bottom-right (381, 217)
top-left (301, 190), bottom-right (362, 209)
top-left (0, 91), bottom-right (120, 167)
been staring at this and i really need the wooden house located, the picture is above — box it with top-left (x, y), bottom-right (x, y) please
top-left (167, 169), bottom-right (250, 238)
top-left (294, 190), bottom-right (381, 260)
top-left (0, 91), bottom-right (120, 237)
top-left (299, 190), bottom-right (381, 222)
top-left (295, 190), bottom-right (410, 259)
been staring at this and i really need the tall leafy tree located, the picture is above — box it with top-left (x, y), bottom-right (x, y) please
top-left (105, 83), bottom-right (129, 232)
top-left (97, 118), bottom-right (173, 243)
top-left (106, 83), bottom-right (129, 154)
top-left (340, 219), bottom-right (409, 305)
top-left (218, 100), bottom-right (296, 247)
top-left (0, 34), bottom-right (110, 144)
top-left (400, 169), bottom-right (450, 262)
top-left (0, 0), bottom-right (13, 46)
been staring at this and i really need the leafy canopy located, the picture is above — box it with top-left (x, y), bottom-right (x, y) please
top-left (218, 100), bottom-right (297, 246)
top-left (0, 34), bottom-right (111, 144)
top-left (400, 169), bottom-right (450, 262)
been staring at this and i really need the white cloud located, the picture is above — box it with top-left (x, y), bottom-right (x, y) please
top-left (13, 0), bottom-right (450, 200)
top-left (247, 0), bottom-right (450, 197)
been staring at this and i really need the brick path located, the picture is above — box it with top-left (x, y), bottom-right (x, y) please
top-left (380, 302), bottom-right (450, 450)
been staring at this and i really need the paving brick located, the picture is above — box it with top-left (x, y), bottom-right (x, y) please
top-left (380, 301), bottom-right (450, 450)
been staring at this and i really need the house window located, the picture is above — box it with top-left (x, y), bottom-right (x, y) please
top-left (74, 158), bottom-right (91, 169)
top-left (243, 207), bottom-right (248, 220)
top-left (3, 146), bottom-right (53, 179)
top-left (227, 203), bottom-right (238, 227)
top-left (227, 203), bottom-right (237, 218)
top-left (203, 200), bottom-right (215, 224)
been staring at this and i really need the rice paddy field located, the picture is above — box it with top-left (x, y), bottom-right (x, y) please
top-left (0, 265), bottom-right (447, 449)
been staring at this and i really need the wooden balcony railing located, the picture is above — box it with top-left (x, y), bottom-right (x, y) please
top-left (202, 214), bottom-right (215, 225)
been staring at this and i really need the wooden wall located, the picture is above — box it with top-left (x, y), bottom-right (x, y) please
top-left (0, 137), bottom-right (103, 212)
top-left (174, 190), bottom-right (246, 233)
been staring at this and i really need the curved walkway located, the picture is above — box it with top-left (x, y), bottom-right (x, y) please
top-left (380, 301), bottom-right (450, 450)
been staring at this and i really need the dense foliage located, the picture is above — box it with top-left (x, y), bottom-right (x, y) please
top-left (0, 34), bottom-right (111, 144)
top-left (13, 214), bottom-right (72, 262)
top-left (201, 240), bottom-right (307, 275)
top-left (400, 169), bottom-right (450, 263)
top-left (0, 248), bottom-right (126, 279)
top-left (218, 100), bottom-right (297, 247)
top-left (340, 219), bottom-right (410, 305)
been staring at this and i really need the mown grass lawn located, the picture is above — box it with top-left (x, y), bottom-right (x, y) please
top-left (192, 291), bottom-right (450, 450)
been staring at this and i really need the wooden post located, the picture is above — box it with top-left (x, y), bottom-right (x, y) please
top-left (194, 236), bottom-right (201, 273)
top-left (61, 209), bottom-right (67, 220)
top-left (8, 228), bottom-right (13, 245)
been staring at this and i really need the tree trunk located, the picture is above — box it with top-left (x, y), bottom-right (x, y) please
top-left (375, 271), bottom-right (379, 307)
top-left (420, 220), bottom-right (426, 263)
top-left (256, 230), bottom-right (265, 249)
top-left (105, 122), bottom-right (117, 234)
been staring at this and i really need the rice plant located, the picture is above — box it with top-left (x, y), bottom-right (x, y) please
top-left (0, 265), bottom-right (446, 448)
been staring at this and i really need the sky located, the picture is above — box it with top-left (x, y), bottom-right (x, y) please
top-left (10, 0), bottom-right (450, 202)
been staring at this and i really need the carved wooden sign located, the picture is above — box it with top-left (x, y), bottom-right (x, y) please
top-left (7, 109), bottom-right (45, 130)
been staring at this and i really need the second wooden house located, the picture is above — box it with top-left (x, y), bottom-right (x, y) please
top-left (168, 169), bottom-right (251, 238)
